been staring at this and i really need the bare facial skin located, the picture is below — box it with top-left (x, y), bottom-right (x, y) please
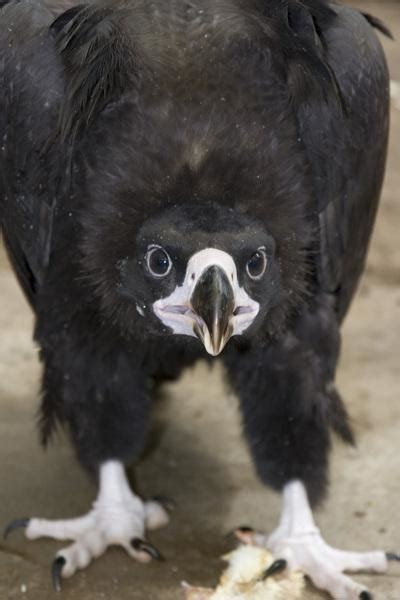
top-left (153, 248), bottom-right (259, 355)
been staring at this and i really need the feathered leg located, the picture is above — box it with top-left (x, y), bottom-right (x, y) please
top-left (5, 336), bottom-right (170, 587)
top-left (224, 296), bottom-right (390, 600)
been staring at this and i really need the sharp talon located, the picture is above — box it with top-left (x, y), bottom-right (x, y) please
top-left (131, 538), bottom-right (165, 561)
top-left (52, 556), bottom-right (66, 592)
top-left (232, 525), bottom-right (257, 544)
top-left (151, 495), bottom-right (176, 512)
top-left (261, 559), bottom-right (287, 580)
top-left (359, 592), bottom-right (373, 600)
top-left (3, 518), bottom-right (30, 539)
top-left (236, 526), bottom-right (254, 533)
top-left (386, 552), bottom-right (400, 562)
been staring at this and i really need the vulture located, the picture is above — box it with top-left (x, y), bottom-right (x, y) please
top-left (0, 0), bottom-right (393, 597)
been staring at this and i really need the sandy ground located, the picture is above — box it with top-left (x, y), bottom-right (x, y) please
top-left (0, 1), bottom-right (399, 599)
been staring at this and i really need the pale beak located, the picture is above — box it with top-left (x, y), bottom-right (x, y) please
top-left (190, 265), bottom-right (235, 356)
top-left (152, 248), bottom-right (260, 349)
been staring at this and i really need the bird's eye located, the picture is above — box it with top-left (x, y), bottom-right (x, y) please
top-left (246, 247), bottom-right (267, 280)
top-left (146, 245), bottom-right (172, 278)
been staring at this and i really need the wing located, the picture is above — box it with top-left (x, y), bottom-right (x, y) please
top-left (0, 1), bottom-right (135, 309)
top-left (288, 1), bottom-right (390, 317)
top-left (0, 1), bottom-right (64, 307)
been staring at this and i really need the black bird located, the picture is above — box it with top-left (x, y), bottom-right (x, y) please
top-left (0, 0), bottom-right (394, 597)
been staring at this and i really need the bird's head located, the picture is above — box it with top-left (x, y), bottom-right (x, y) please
top-left (103, 204), bottom-right (287, 356)
top-left (77, 55), bottom-right (314, 353)
top-left (51, 0), bottom-right (331, 355)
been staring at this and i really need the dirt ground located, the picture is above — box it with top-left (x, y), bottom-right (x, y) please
top-left (0, 1), bottom-right (399, 599)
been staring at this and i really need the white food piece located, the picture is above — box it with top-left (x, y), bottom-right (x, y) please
top-left (236, 481), bottom-right (387, 600)
top-left (183, 545), bottom-right (304, 600)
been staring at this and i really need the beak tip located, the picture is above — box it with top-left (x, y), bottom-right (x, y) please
top-left (193, 323), bottom-right (230, 356)
top-left (198, 329), bottom-right (230, 356)
top-left (207, 346), bottom-right (223, 357)
top-left (191, 265), bottom-right (235, 356)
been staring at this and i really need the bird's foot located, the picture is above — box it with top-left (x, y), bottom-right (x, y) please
top-left (232, 480), bottom-right (394, 600)
top-left (4, 462), bottom-right (170, 590)
top-left (235, 526), bottom-right (387, 600)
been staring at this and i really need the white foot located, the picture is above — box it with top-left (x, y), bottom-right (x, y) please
top-left (235, 481), bottom-right (389, 600)
top-left (5, 461), bottom-right (170, 588)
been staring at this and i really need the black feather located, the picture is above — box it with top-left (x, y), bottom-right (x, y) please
top-left (0, 0), bottom-right (390, 518)
top-left (0, 0), bottom-right (64, 305)
top-left (51, 4), bottom-right (137, 142)
top-left (361, 11), bottom-right (393, 40)
top-left (284, 0), bottom-right (344, 111)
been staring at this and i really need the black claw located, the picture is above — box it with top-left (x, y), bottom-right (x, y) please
top-left (237, 526), bottom-right (254, 533)
top-left (225, 525), bottom-right (255, 540)
top-left (261, 559), bottom-right (287, 580)
top-left (359, 592), bottom-right (373, 600)
top-left (151, 495), bottom-right (177, 512)
top-left (386, 552), bottom-right (400, 562)
top-left (3, 518), bottom-right (30, 539)
top-left (131, 538), bottom-right (165, 561)
top-left (52, 556), bottom-right (66, 592)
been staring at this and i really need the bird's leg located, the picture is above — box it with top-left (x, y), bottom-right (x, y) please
top-left (236, 480), bottom-right (388, 600)
top-left (4, 337), bottom-right (171, 589)
top-left (5, 461), bottom-right (170, 588)
top-left (224, 300), bottom-right (394, 598)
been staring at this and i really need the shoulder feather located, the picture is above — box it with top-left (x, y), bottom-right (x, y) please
top-left (51, 4), bottom-right (137, 142)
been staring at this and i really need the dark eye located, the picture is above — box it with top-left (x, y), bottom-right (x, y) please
top-left (246, 247), bottom-right (267, 280)
top-left (146, 245), bottom-right (172, 278)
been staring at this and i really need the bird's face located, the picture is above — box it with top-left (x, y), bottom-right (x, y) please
top-left (149, 246), bottom-right (260, 356)
top-left (116, 205), bottom-right (284, 355)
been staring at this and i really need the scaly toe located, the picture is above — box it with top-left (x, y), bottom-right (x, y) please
top-left (242, 525), bottom-right (387, 599)
top-left (144, 499), bottom-right (170, 530)
top-left (334, 549), bottom-right (387, 574)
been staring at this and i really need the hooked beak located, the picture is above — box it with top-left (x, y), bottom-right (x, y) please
top-left (190, 265), bottom-right (235, 356)
top-left (152, 248), bottom-right (260, 353)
